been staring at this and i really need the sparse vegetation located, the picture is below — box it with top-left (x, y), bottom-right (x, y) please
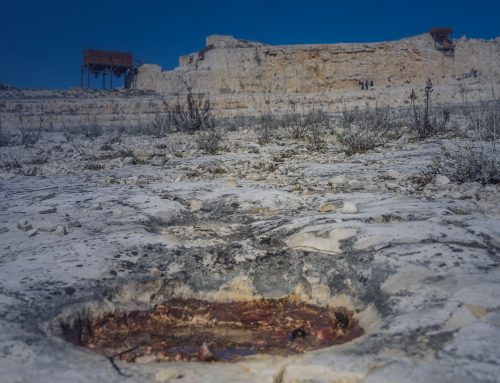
top-left (81, 116), bottom-right (103, 139)
top-left (145, 114), bottom-right (171, 137)
top-left (168, 90), bottom-right (213, 133)
top-left (0, 120), bottom-right (11, 147)
top-left (195, 123), bottom-right (225, 154)
top-left (306, 110), bottom-right (329, 150)
top-left (463, 100), bottom-right (499, 145)
top-left (18, 118), bottom-right (41, 147)
top-left (280, 108), bottom-right (330, 141)
top-left (413, 143), bottom-right (499, 186)
top-left (409, 79), bottom-right (449, 139)
top-left (63, 116), bottom-right (103, 140)
top-left (257, 114), bottom-right (279, 144)
top-left (336, 105), bottom-right (391, 155)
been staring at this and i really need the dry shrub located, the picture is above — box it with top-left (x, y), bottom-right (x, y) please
top-left (168, 90), bottom-right (212, 133)
top-left (0, 120), bottom-right (12, 147)
top-left (19, 124), bottom-right (41, 147)
top-left (413, 143), bottom-right (499, 186)
top-left (463, 100), bottom-right (499, 144)
top-left (336, 105), bottom-right (391, 155)
top-left (409, 79), bottom-right (450, 139)
top-left (196, 123), bottom-right (225, 154)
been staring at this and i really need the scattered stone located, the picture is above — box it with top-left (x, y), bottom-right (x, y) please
top-left (36, 222), bottom-right (57, 232)
top-left (341, 202), bottom-right (359, 214)
top-left (17, 220), bottom-right (32, 231)
top-left (37, 192), bottom-right (56, 201)
top-left (227, 179), bottom-right (239, 187)
top-left (347, 179), bottom-right (364, 190)
top-left (385, 182), bottom-right (399, 191)
top-left (39, 207), bottom-right (57, 214)
top-left (155, 368), bottom-right (181, 382)
top-left (27, 228), bottom-right (38, 237)
top-left (329, 175), bottom-right (347, 186)
top-left (90, 203), bottom-right (102, 210)
top-left (318, 203), bottom-right (336, 213)
top-left (435, 175), bottom-right (451, 186)
top-left (100, 144), bottom-right (114, 151)
top-left (112, 209), bottom-right (122, 216)
top-left (55, 225), bottom-right (67, 236)
top-left (0, 227), bottom-right (9, 234)
top-left (135, 354), bottom-right (158, 364)
top-left (189, 200), bottom-right (202, 212)
top-left (386, 169), bottom-right (400, 179)
top-left (122, 157), bottom-right (135, 165)
top-left (67, 221), bottom-right (81, 228)
top-left (197, 342), bottom-right (215, 362)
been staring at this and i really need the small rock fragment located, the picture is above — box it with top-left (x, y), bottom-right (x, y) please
top-left (435, 175), bottom-right (451, 186)
top-left (198, 342), bottom-right (215, 361)
top-left (386, 169), bottom-right (400, 179)
top-left (342, 202), bottom-right (358, 214)
top-left (155, 368), bottom-right (181, 382)
top-left (17, 220), bottom-right (33, 231)
top-left (38, 192), bottom-right (56, 201)
top-left (27, 228), bottom-right (39, 237)
top-left (135, 354), bottom-right (158, 364)
top-left (189, 200), bottom-right (202, 212)
top-left (90, 203), bottom-right (102, 210)
top-left (318, 203), bottom-right (336, 213)
top-left (347, 179), bottom-right (364, 190)
top-left (385, 182), bottom-right (399, 191)
top-left (227, 179), bottom-right (239, 187)
top-left (329, 175), bottom-right (347, 186)
top-left (55, 225), bottom-right (67, 236)
top-left (37, 222), bottom-right (57, 232)
top-left (67, 221), bottom-right (81, 228)
top-left (0, 226), bottom-right (9, 234)
top-left (39, 207), bottom-right (57, 214)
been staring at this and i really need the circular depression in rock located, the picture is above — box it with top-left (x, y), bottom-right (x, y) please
top-left (62, 297), bottom-right (363, 362)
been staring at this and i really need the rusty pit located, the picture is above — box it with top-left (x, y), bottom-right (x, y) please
top-left (61, 297), bottom-right (364, 363)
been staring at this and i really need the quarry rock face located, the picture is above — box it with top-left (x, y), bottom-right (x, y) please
top-left (0, 33), bottom-right (499, 128)
top-left (136, 33), bottom-right (500, 115)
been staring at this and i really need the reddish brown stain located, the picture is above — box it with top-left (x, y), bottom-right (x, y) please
top-left (70, 298), bottom-right (364, 362)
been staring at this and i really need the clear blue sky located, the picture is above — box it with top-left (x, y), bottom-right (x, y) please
top-left (1, 0), bottom-right (499, 89)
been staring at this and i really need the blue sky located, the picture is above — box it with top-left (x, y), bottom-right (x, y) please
top-left (1, 0), bottom-right (499, 89)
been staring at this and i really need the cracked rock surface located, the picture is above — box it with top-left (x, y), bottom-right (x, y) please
top-left (0, 131), bottom-right (499, 382)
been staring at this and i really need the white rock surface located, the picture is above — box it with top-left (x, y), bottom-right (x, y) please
top-left (342, 202), bottom-right (359, 214)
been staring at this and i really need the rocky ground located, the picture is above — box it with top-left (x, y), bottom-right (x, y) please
top-left (0, 129), bottom-right (499, 383)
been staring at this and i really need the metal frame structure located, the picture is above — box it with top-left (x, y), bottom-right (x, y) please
top-left (81, 49), bottom-right (136, 90)
top-left (429, 28), bottom-right (454, 53)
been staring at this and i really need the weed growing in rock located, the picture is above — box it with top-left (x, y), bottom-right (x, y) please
top-left (433, 144), bottom-right (499, 184)
top-left (18, 118), bottom-right (41, 148)
top-left (409, 79), bottom-right (449, 139)
top-left (336, 105), bottom-right (390, 155)
top-left (0, 120), bottom-right (12, 147)
top-left (168, 90), bottom-right (213, 133)
top-left (196, 121), bottom-right (225, 154)
top-left (413, 142), bottom-right (499, 186)
top-left (463, 100), bottom-right (499, 146)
